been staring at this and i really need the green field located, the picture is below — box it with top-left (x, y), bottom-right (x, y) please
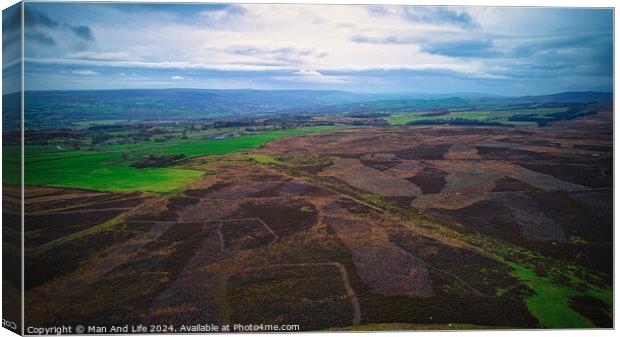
top-left (385, 108), bottom-right (569, 126)
top-left (508, 263), bottom-right (611, 328)
top-left (6, 126), bottom-right (343, 193)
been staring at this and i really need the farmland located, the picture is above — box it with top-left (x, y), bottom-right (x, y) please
top-left (385, 107), bottom-right (570, 126)
top-left (9, 126), bottom-right (343, 192)
top-left (3, 89), bottom-right (612, 331)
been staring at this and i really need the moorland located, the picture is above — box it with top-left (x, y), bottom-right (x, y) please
top-left (2, 89), bottom-right (613, 330)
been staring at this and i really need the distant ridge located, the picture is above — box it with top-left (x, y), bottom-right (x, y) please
top-left (19, 88), bottom-right (612, 102)
top-left (7, 89), bottom-right (612, 130)
top-left (516, 91), bottom-right (612, 103)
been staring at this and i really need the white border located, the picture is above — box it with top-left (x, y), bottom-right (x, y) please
top-left (0, 1), bottom-right (616, 337)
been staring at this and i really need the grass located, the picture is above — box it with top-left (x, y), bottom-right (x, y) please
top-left (17, 150), bottom-right (203, 193)
top-left (87, 126), bottom-right (340, 159)
top-left (385, 112), bottom-right (433, 126)
top-left (506, 262), bottom-right (611, 328)
top-left (247, 154), bottom-right (280, 164)
top-left (309, 178), bottom-right (612, 329)
top-left (385, 110), bottom-right (487, 126)
top-left (385, 108), bottom-right (569, 126)
top-left (8, 126), bottom-right (343, 192)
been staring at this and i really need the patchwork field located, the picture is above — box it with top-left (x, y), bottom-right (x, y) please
top-left (20, 106), bottom-right (612, 330)
top-left (6, 126), bottom-right (343, 192)
top-left (386, 107), bottom-right (559, 126)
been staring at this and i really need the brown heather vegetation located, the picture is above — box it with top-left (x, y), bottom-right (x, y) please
top-left (23, 108), bottom-right (613, 329)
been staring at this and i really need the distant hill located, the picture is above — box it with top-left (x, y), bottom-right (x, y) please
top-left (25, 88), bottom-right (394, 110)
top-left (515, 91), bottom-right (613, 104)
top-left (6, 89), bottom-right (613, 130)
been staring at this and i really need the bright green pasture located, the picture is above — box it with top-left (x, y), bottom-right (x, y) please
top-left (386, 111), bottom-right (485, 126)
top-left (7, 126), bottom-right (342, 192)
top-left (508, 263), bottom-right (611, 328)
top-left (23, 151), bottom-right (203, 193)
top-left (386, 113), bottom-right (427, 126)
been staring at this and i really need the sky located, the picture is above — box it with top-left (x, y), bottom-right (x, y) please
top-left (4, 3), bottom-right (614, 95)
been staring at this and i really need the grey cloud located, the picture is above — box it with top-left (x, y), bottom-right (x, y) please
top-left (2, 4), bottom-right (22, 59)
top-left (421, 39), bottom-right (500, 58)
top-left (368, 6), bottom-right (477, 29)
top-left (69, 25), bottom-right (94, 41)
top-left (25, 8), bottom-right (60, 28)
top-left (406, 7), bottom-right (475, 28)
top-left (228, 45), bottom-right (328, 63)
top-left (199, 4), bottom-right (246, 26)
top-left (3, 3), bottom-right (22, 32)
top-left (351, 28), bottom-right (612, 82)
top-left (26, 31), bottom-right (56, 46)
top-left (25, 8), bottom-right (95, 42)
top-left (2, 3), bottom-right (22, 94)
top-left (497, 31), bottom-right (612, 79)
top-left (511, 31), bottom-right (611, 58)
top-left (350, 35), bottom-right (417, 45)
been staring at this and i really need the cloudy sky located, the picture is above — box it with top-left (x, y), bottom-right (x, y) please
top-left (13, 3), bottom-right (614, 95)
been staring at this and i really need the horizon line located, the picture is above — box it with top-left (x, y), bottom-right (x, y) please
top-left (5, 88), bottom-right (613, 98)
